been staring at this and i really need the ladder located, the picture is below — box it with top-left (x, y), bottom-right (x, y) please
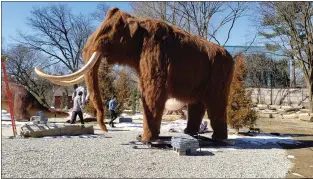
top-left (1, 56), bottom-right (17, 137)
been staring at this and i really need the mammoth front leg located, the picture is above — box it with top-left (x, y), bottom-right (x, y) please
top-left (85, 60), bottom-right (108, 132)
top-left (184, 102), bottom-right (205, 135)
top-left (140, 84), bottom-right (167, 142)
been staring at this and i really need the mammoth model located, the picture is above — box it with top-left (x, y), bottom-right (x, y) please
top-left (35, 8), bottom-right (234, 142)
top-left (1, 82), bottom-right (69, 120)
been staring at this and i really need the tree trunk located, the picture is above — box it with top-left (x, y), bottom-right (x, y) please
top-left (309, 84), bottom-right (313, 113)
top-left (292, 61), bottom-right (296, 87)
top-left (270, 73), bottom-right (273, 105)
top-left (309, 68), bottom-right (313, 113)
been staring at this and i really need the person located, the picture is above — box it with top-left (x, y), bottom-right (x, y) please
top-left (72, 85), bottom-right (88, 105)
top-left (70, 91), bottom-right (85, 125)
top-left (108, 95), bottom-right (118, 127)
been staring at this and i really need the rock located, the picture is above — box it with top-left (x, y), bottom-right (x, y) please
top-left (287, 155), bottom-right (295, 159)
top-left (300, 109), bottom-right (310, 113)
top-left (299, 115), bottom-right (313, 122)
top-left (282, 108), bottom-right (300, 114)
top-left (282, 113), bottom-right (299, 119)
top-left (118, 117), bottom-right (133, 123)
top-left (293, 105), bottom-right (304, 109)
top-left (281, 106), bottom-right (293, 110)
top-left (269, 105), bottom-right (281, 110)
top-left (162, 115), bottom-right (185, 121)
top-left (256, 104), bottom-right (268, 110)
top-left (261, 110), bottom-right (278, 114)
top-left (258, 113), bottom-right (273, 118)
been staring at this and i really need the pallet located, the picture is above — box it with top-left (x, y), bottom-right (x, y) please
top-left (173, 147), bottom-right (197, 156)
top-left (135, 135), bottom-right (235, 149)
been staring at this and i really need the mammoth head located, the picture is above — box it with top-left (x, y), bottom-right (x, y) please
top-left (83, 8), bottom-right (144, 63)
top-left (34, 8), bottom-right (144, 86)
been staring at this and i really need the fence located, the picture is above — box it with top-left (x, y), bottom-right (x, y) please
top-left (248, 88), bottom-right (309, 106)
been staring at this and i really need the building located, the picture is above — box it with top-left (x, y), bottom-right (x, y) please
top-left (53, 87), bottom-right (75, 109)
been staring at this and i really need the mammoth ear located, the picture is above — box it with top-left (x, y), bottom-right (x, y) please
top-left (127, 18), bottom-right (139, 38)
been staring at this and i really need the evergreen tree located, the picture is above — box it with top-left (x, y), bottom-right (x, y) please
top-left (115, 69), bottom-right (132, 114)
top-left (227, 53), bottom-right (258, 131)
top-left (131, 87), bottom-right (141, 114)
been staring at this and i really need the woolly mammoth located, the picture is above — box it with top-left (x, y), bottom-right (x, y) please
top-left (35, 8), bottom-right (234, 142)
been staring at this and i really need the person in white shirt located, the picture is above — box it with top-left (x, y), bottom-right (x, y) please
top-left (70, 91), bottom-right (84, 124)
top-left (72, 85), bottom-right (88, 105)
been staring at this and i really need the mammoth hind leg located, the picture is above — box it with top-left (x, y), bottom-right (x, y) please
top-left (184, 102), bottom-right (205, 136)
top-left (206, 101), bottom-right (228, 141)
top-left (85, 60), bottom-right (108, 132)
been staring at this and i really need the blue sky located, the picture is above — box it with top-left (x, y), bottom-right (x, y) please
top-left (2, 1), bottom-right (260, 47)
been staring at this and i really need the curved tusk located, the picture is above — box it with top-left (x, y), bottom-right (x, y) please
top-left (49, 75), bottom-right (85, 86)
top-left (35, 52), bottom-right (100, 81)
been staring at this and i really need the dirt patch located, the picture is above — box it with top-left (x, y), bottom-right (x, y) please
top-left (256, 117), bottom-right (313, 178)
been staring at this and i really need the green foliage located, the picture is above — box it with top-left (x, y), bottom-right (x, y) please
top-left (265, 43), bottom-right (280, 51)
top-left (258, 32), bottom-right (278, 39)
top-left (263, 14), bottom-right (276, 26)
top-left (84, 64), bottom-right (133, 118)
top-left (115, 69), bottom-right (132, 115)
top-left (228, 53), bottom-right (258, 130)
top-left (131, 87), bottom-right (140, 114)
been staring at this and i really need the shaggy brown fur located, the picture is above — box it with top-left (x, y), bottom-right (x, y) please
top-left (1, 82), bottom-right (69, 120)
top-left (82, 8), bottom-right (234, 141)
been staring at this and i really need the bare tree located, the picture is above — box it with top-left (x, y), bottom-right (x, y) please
top-left (3, 45), bottom-right (55, 107)
top-left (257, 2), bottom-right (313, 111)
top-left (246, 53), bottom-right (290, 88)
top-left (91, 3), bottom-right (110, 22)
top-left (130, 2), bottom-right (186, 27)
top-left (15, 3), bottom-right (93, 73)
top-left (131, 2), bottom-right (250, 46)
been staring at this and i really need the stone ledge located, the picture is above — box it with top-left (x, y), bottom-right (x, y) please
top-left (20, 124), bottom-right (94, 138)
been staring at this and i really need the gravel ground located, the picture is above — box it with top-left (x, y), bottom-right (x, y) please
top-left (2, 124), bottom-right (293, 178)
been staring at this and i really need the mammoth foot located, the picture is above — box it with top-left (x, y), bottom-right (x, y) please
top-left (183, 128), bottom-right (199, 136)
top-left (211, 132), bottom-right (228, 142)
top-left (136, 134), bottom-right (158, 143)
